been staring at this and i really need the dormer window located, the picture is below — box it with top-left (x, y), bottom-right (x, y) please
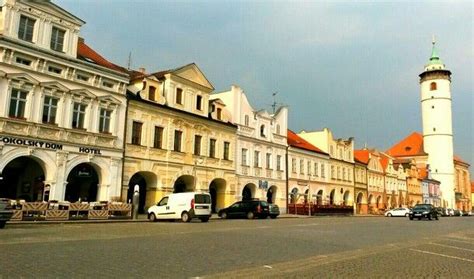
top-left (276, 124), bottom-right (280, 134)
top-left (244, 115), bottom-right (249, 126)
top-left (260, 125), bottom-right (266, 137)
top-left (216, 108), bottom-right (222, 120)
top-left (18, 15), bottom-right (35, 42)
top-left (196, 95), bottom-right (202, 110)
top-left (50, 27), bottom-right (65, 52)
top-left (149, 86), bottom-right (156, 101)
top-left (176, 88), bottom-right (183, 105)
top-left (430, 82), bottom-right (437, 91)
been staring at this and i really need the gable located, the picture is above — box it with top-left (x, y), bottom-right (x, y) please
top-left (40, 81), bottom-right (70, 92)
top-left (386, 132), bottom-right (426, 157)
top-left (22, 0), bottom-right (85, 26)
top-left (172, 63), bottom-right (214, 90)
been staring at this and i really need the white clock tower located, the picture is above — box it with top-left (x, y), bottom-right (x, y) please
top-left (419, 39), bottom-right (455, 208)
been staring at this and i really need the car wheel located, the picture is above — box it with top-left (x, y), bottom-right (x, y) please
top-left (435, 215), bottom-right (439, 220)
top-left (200, 217), bottom-right (209, 223)
top-left (428, 214), bottom-right (432, 220)
top-left (0, 221), bottom-right (5, 229)
top-left (409, 217), bottom-right (413, 220)
top-left (181, 212), bottom-right (191, 223)
top-left (220, 212), bottom-right (228, 219)
top-left (247, 211), bottom-right (254, 219)
top-left (270, 215), bottom-right (277, 219)
top-left (405, 213), bottom-right (409, 217)
top-left (149, 213), bottom-right (157, 222)
top-left (387, 213), bottom-right (392, 217)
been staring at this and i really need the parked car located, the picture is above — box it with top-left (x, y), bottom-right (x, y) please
top-left (218, 200), bottom-right (270, 219)
top-left (446, 208), bottom-right (454, 216)
top-left (453, 209), bottom-right (462, 216)
top-left (435, 207), bottom-right (444, 216)
top-left (147, 192), bottom-right (211, 222)
top-left (0, 198), bottom-right (13, 229)
top-left (409, 204), bottom-right (439, 220)
top-left (269, 204), bottom-right (280, 219)
top-left (463, 211), bottom-right (472, 216)
top-left (384, 207), bottom-right (411, 217)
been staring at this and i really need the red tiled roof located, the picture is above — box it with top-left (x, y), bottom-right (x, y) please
top-left (386, 132), bottom-right (426, 157)
top-left (454, 155), bottom-right (470, 166)
top-left (77, 40), bottom-right (128, 74)
top-left (418, 167), bottom-right (428, 179)
top-left (354, 150), bottom-right (369, 164)
top-left (380, 155), bottom-right (389, 171)
top-left (287, 130), bottom-right (326, 154)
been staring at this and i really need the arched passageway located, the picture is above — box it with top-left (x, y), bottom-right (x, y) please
top-left (127, 172), bottom-right (157, 214)
top-left (267, 186), bottom-right (277, 204)
top-left (329, 189), bottom-right (336, 205)
top-left (65, 163), bottom-right (99, 202)
top-left (242, 183), bottom-right (256, 201)
top-left (174, 175), bottom-right (194, 193)
top-left (0, 156), bottom-right (45, 202)
top-left (343, 190), bottom-right (350, 205)
top-left (209, 178), bottom-right (226, 213)
top-left (316, 190), bottom-right (323, 205)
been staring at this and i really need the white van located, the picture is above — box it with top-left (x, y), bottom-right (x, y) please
top-left (147, 192), bottom-right (212, 222)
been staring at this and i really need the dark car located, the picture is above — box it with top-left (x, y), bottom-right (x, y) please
top-left (218, 200), bottom-right (270, 219)
top-left (0, 198), bottom-right (14, 229)
top-left (409, 204), bottom-right (439, 220)
top-left (435, 207), bottom-right (444, 217)
top-left (453, 209), bottom-right (462, 216)
top-left (268, 204), bottom-right (280, 219)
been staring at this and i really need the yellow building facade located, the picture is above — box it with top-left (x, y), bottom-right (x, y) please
top-left (123, 64), bottom-right (237, 213)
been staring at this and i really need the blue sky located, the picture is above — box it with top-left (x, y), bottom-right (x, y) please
top-left (57, 0), bottom-right (473, 173)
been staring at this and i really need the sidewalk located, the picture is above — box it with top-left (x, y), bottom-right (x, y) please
top-left (6, 213), bottom-right (383, 226)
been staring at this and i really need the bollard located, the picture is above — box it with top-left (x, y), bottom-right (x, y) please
top-left (132, 184), bottom-right (140, 219)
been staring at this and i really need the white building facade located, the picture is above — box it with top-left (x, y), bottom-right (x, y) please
top-left (0, 0), bottom-right (129, 202)
top-left (211, 85), bottom-right (288, 211)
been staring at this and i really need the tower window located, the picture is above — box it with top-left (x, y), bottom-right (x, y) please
top-left (432, 106), bottom-right (434, 109)
top-left (430, 82), bottom-right (437, 91)
top-left (433, 127), bottom-right (436, 132)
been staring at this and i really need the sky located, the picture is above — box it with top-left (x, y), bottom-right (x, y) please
top-left (56, 0), bottom-right (473, 175)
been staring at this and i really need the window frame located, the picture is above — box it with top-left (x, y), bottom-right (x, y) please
top-left (174, 130), bottom-right (183, 152)
top-left (50, 26), bottom-right (66, 52)
top-left (209, 138), bottom-right (216, 158)
top-left (153, 126), bottom-right (164, 149)
top-left (72, 102), bottom-right (87, 129)
top-left (131, 121), bottom-right (143, 145)
top-left (9, 89), bottom-right (28, 119)
top-left (98, 108), bottom-right (112, 133)
top-left (42, 96), bottom-right (59, 124)
top-left (194, 135), bottom-right (202, 156)
top-left (18, 15), bottom-right (35, 42)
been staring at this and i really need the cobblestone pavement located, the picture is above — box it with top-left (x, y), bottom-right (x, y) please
top-left (1, 216), bottom-right (473, 278)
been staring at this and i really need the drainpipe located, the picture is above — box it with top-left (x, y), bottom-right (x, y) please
top-left (120, 91), bottom-right (130, 202)
top-left (285, 145), bottom-right (289, 214)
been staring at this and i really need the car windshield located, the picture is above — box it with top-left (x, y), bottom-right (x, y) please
top-left (413, 205), bottom-right (429, 210)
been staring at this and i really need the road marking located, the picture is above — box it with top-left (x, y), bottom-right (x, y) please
top-left (263, 265), bottom-right (273, 269)
top-left (409, 248), bottom-right (474, 263)
top-left (429, 242), bottom-right (474, 252)
top-left (442, 238), bottom-right (474, 245)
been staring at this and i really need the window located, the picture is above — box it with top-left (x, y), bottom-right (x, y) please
top-left (15, 57), bottom-right (31, 66)
top-left (260, 125), bottom-right (266, 137)
top-left (307, 161), bottom-right (311, 175)
top-left (196, 95), bottom-right (202, 110)
top-left (42, 96), bottom-right (58, 124)
top-left (99, 108), bottom-right (112, 133)
top-left (244, 115), bottom-right (249, 126)
top-left (48, 66), bottom-right (62, 75)
top-left (76, 73), bottom-right (89, 82)
top-left (9, 89), bottom-right (28, 119)
top-left (321, 164), bottom-right (325, 177)
top-left (176, 88), bottom-right (183, 104)
top-left (194, 135), bottom-right (202, 155)
top-left (314, 163), bottom-right (319, 176)
top-left (300, 159), bottom-right (304, 174)
top-left (131, 121), bottom-right (142, 145)
top-left (153, 126), bottom-right (163, 149)
top-left (72, 102), bottom-right (86, 129)
top-left (18, 15), bottom-right (35, 42)
top-left (174, 130), bottom-right (182, 152)
top-left (209, 139), bottom-right (216, 158)
top-left (149, 86), bottom-right (156, 101)
top-left (277, 155), bottom-right (282, 171)
top-left (331, 166), bottom-right (335, 179)
top-left (276, 124), bottom-right (280, 135)
top-left (217, 108), bottom-right (222, 120)
top-left (242, 148), bottom-right (248, 166)
top-left (50, 27), bottom-right (65, 52)
top-left (102, 81), bottom-right (114, 88)
top-left (254, 151), bottom-right (260, 167)
top-left (430, 82), bottom-right (437, 91)
top-left (292, 158), bottom-right (296, 173)
top-left (266, 153), bottom-right (272, 169)
top-left (223, 141), bottom-right (230, 160)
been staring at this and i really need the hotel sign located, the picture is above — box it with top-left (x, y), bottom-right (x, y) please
top-left (0, 136), bottom-right (102, 154)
